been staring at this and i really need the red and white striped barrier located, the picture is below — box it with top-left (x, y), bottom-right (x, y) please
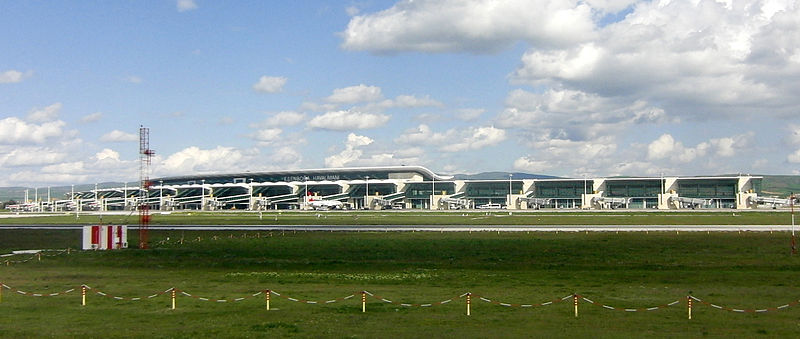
top-left (82, 226), bottom-right (127, 250)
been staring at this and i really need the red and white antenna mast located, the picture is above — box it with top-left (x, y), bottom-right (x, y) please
top-left (139, 126), bottom-right (155, 249)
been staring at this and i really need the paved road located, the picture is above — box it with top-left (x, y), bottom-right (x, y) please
top-left (0, 224), bottom-right (795, 232)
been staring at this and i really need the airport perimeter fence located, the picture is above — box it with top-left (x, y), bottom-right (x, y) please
top-left (3, 249), bottom-right (800, 319)
top-left (3, 281), bottom-right (800, 319)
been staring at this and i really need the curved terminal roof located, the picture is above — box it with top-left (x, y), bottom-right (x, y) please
top-left (155, 165), bottom-right (453, 184)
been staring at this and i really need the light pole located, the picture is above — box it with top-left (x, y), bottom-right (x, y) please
top-left (508, 173), bottom-right (513, 208)
top-left (200, 179), bottom-right (205, 211)
top-left (431, 173), bottom-right (435, 210)
top-left (583, 174), bottom-right (587, 209)
top-left (304, 176), bottom-right (309, 209)
top-left (365, 176), bottom-right (370, 209)
top-left (789, 193), bottom-right (797, 254)
top-left (159, 180), bottom-right (164, 211)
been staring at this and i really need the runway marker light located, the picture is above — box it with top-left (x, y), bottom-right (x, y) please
top-left (574, 294), bottom-right (579, 317)
top-left (361, 291), bottom-right (366, 313)
top-left (466, 293), bottom-right (471, 316)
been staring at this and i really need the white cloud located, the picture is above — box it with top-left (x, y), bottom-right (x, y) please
top-left (788, 149), bottom-right (800, 163)
top-left (253, 111), bottom-right (306, 128)
top-left (0, 70), bottom-right (27, 84)
top-left (647, 132), bottom-right (753, 164)
top-left (395, 124), bottom-right (447, 145)
top-left (647, 134), bottom-right (708, 163)
top-left (0, 117), bottom-right (66, 145)
top-left (397, 124), bottom-right (506, 152)
top-left (100, 130), bottom-right (138, 142)
top-left (0, 146), bottom-right (67, 167)
top-left (252, 76), bottom-right (287, 93)
top-left (326, 84), bottom-right (383, 104)
top-left (456, 108), bottom-right (485, 121)
top-left (158, 146), bottom-right (249, 175)
top-left (513, 156), bottom-right (554, 173)
top-left (358, 94), bottom-right (443, 112)
top-left (27, 103), bottom-right (62, 123)
top-left (324, 133), bottom-right (420, 167)
top-left (251, 128), bottom-right (283, 146)
top-left (341, 0), bottom-right (596, 53)
top-left (325, 133), bottom-right (374, 167)
top-left (307, 110), bottom-right (390, 130)
top-left (496, 88), bottom-right (670, 142)
top-left (441, 126), bottom-right (507, 152)
top-left (177, 0), bottom-right (198, 12)
top-left (80, 112), bottom-right (103, 123)
top-left (269, 146), bottom-right (302, 165)
top-left (511, 1), bottom-right (800, 118)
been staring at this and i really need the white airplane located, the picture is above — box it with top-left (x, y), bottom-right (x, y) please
top-left (307, 197), bottom-right (345, 210)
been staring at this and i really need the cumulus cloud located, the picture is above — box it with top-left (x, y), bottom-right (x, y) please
top-left (513, 156), bottom-right (554, 173)
top-left (269, 146), bottom-right (302, 165)
top-left (511, 1), bottom-right (800, 117)
top-left (100, 130), bottom-right (138, 142)
top-left (647, 133), bottom-right (753, 164)
top-left (397, 124), bottom-right (506, 152)
top-left (253, 111), bottom-right (305, 128)
top-left (80, 112), bottom-right (103, 123)
top-left (326, 84), bottom-right (383, 104)
top-left (0, 117), bottom-right (66, 145)
top-left (456, 108), bottom-right (485, 121)
top-left (788, 149), bottom-right (800, 163)
top-left (158, 146), bottom-right (249, 175)
top-left (0, 70), bottom-right (27, 84)
top-left (0, 146), bottom-right (66, 167)
top-left (325, 133), bottom-right (419, 167)
top-left (27, 103), bottom-right (62, 123)
top-left (341, 0), bottom-right (596, 53)
top-left (441, 126), bottom-right (506, 152)
top-left (325, 133), bottom-right (374, 167)
top-left (177, 0), bottom-right (198, 12)
top-left (496, 88), bottom-right (670, 143)
top-left (252, 76), bottom-right (287, 93)
top-left (250, 128), bottom-right (283, 146)
top-left (307, 110), bottom-right (390, 130)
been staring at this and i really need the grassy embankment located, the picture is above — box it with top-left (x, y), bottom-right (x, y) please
top-left (1, 228), bottom-right (800, 338)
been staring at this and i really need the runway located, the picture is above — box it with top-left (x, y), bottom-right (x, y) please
top-left (0, 224), bottom-right (794, 232)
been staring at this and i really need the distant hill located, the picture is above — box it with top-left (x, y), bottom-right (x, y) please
top-left (760, 175), bottom-right (800, 197)
top-left (453, 172), bottom-right (560, 180)
top-left (0, 182), bottom-right (127, 202)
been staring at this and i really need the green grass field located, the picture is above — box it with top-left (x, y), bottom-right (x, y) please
top-left (2, 228), bottom-right (800, 338)
top-left (0, 210), bottom-right (796, 226)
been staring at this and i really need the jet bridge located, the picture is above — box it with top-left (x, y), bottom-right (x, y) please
top-left (519, 197), bottom-right (552, 209)
top-left (750, 196), bottom-right (798, 208)
top-left (439, 197), bottom-right (471, 210)
top-left (591, 196), bottom-right (629, 209)
top-left (670, 196), bottom-right (712, 209)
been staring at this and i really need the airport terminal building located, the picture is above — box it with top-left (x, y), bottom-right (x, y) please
top-left (35, 165), bottom-right (790, 212)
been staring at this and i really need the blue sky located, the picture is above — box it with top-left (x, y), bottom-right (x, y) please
top-left (2, 0), bottom-right (800, 187)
